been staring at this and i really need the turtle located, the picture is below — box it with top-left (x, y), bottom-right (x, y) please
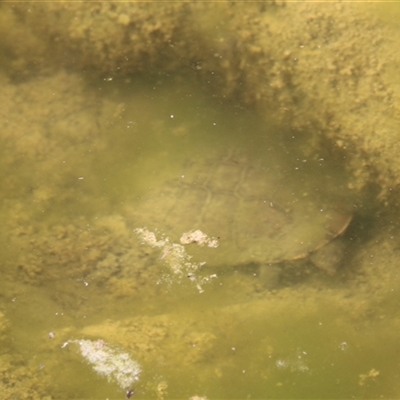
top-left (131, 149), bottom-right (352, 275)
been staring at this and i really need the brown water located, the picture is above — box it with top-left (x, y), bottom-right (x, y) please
top-left (1, 4), bottom-right (400, 400)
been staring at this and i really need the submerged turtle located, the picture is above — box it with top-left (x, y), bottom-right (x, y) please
top-left (132, 150), bottom-right (352, 274)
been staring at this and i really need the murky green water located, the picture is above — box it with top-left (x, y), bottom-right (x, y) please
top-left (1, 3), bottom-right (400, 400)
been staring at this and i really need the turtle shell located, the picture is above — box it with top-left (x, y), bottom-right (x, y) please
top-left (132, 150), bottom-right (352, 267)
